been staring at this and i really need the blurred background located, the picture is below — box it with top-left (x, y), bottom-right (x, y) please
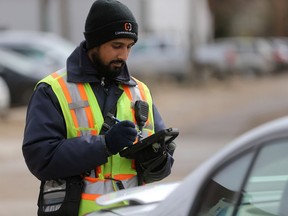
top-left (1, 0), bottom-right (288, 215)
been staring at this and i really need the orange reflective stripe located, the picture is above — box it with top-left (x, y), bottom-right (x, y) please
top-left (114, 174), bottom-right (136, 180)
top-left (104, 173), bottom-right (111, 178)
top-left (84, 176), bottom-right (105, 183)
top-left (51, 72), bottom-right (59, 79)
top-left (96, 166), bottom-right (102, 178)
top-left (82, 193), bottom-right (101, 201)
top-left (122, 85), bottom-right (136, 122)
top-left (84, 174), bottom-right (135, 182)
top-left (77, 83), bottom-right (97, 135)
top-left (51, 72), bottom-right (58, 79)
top-left (52, 72), bottom-right (80, 137)
top-left (123, 85), bottom-right (133, 101)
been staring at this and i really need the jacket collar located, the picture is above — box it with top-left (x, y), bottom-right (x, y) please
top-left (66, 41), bottom-right (137, 86)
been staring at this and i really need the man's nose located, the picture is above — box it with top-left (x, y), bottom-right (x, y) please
top-left (118, 48), bottom-right (130, 61)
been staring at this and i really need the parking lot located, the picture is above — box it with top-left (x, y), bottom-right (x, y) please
top-left (1, 73), bottom-right (288, 215)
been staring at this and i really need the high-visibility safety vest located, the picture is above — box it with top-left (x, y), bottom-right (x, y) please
top-left (39, 68), bottom-right (155, 215)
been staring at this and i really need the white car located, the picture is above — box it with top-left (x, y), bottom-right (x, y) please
top-left (0, 76), bottom-right (10, 117)
top-left (87, 116), bottom-right (288, 216)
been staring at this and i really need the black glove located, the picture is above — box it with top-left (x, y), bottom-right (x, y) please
top-left (105, 120), bottom-right (137, 155)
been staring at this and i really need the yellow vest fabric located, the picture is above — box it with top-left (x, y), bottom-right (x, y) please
top-left (39, 68), bottom-right (155, 215)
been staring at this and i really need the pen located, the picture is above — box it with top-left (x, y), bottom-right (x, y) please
top-left (112, 116), bottom-right (121, 123)
top-left (112, 115), bottom-right (143, 138)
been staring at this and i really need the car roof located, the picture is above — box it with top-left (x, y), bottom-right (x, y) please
top-left (0, 30), bottom-right (75, 55)
top-left (152, 116), bottom-right (288, 216)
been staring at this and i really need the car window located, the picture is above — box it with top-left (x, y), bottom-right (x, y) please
top-left (238, 140), bottom-right (288, 216)
top-left (8, 46), bottom-right (65, 70)
top-left (194, 139), bottom-right (288, 216)
top-left (0, 49), bottom-right (35, 76)
top-left (9, 47), bottom-right (46, 60)
top-left (194, 152), bottom-right (254, 216)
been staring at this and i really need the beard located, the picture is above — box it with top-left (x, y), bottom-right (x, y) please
top-left (91, 51), bottom-right (125, 80)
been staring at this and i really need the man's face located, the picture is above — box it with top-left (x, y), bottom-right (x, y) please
top-left (88, 38), bottom-right (135, 78)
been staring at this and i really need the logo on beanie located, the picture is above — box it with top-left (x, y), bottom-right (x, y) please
top-left (124, 22), bottom-right (132, 32)
top-left (114, 22), bottom-right (137, 39)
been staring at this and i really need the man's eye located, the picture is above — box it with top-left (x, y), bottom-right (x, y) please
top-left (112, 45), bottom-right (121, 49)
top-left (128, 43), bottom-right (135, 49)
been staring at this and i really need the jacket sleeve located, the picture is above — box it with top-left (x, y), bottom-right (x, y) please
top-left (22, 83), bottom-right (110, 181)
top-left (141, 105), bottom-right (176, 184)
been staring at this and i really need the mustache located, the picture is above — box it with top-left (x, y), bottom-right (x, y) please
top-left (110, 60), bottom-right (126, 65)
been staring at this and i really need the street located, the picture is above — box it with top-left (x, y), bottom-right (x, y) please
top-left (1, 73), bottom-right (288, 215)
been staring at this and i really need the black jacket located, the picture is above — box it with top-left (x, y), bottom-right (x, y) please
top-left (22, 41), bottom-right (174, 182)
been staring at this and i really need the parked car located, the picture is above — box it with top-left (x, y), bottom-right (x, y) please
top-left (127, 32), bottom-right (191, 82)
top-left (193, 37), bottom-right (275, 80)
top-left (87, 116), bottom-right (288, 216)
top-left (193, 39), bottom-right (236, 80)
top-left (0, 75), bottom-right (10, 117)
top-left (0, 48), bottom-right (39, 106)
top-left (269, 37), bottom-right (288, 71)
top-left (0, 30), bottom-right (75, 106)
top-left (0, 30), bottom-right (75, 77)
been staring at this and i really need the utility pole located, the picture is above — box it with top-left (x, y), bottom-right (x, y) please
top-left (39, 0), bottom-right (70, 39)
top-left (59, 0), bottom-right (70, 39)
top-left (188, 0), bottom-right (197, 82)
top-left (139, 0), bottom-right (150, 33)
top-left (273, 0), bottom-right (288, 36)
top-left (39, 0), bottom-right (49, 32)
top-left (188, 0), bottom-right (213, 83)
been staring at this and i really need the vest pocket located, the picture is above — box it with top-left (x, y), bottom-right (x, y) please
top-left (37, 176), bottom-right (83, 216)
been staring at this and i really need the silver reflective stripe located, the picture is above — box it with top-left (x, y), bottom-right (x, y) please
top-left (42, 179), bottom-right (66, 212)
top-left (83, 176), bottom-right (138, 195)
top-left (122, 176), bottom-right (138, 189)
top-left (44, 204), bottom-right (61, 212)
top-left (144, 123), bottom-right (153, 130)
top-left (128, 84), bottom-right (153, 138)
top-left (141, 130), bottom-right (149, 138)
top-left (84, 180), bottom-right (114, 195)
top-left (69, 100), bottom-right (92, 136)
top-left (129, 85), bottom-right (142, 103)
top-left (69, 100), bottom-right (89, 110)
top-left (66, 83), bottom-right (89, 135)
top-left (128, 84), bottom-right (151, 138)
top-left (55, 69), bottom-right (91, 134)
top-left (81, 130), bottom-right (92, 137)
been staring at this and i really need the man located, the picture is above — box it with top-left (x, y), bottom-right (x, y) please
top-left (22, 0), bottom-right (175, 215)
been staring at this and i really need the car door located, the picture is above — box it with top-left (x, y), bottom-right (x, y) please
top-left (192, 138), bottom-right (288, 216)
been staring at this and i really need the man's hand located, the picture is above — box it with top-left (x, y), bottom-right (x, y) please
top-left (105, 120), bottom-right (137, 155)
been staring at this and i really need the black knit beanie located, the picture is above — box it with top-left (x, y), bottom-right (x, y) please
top-left (84, 0), bottom-right (138, 49)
